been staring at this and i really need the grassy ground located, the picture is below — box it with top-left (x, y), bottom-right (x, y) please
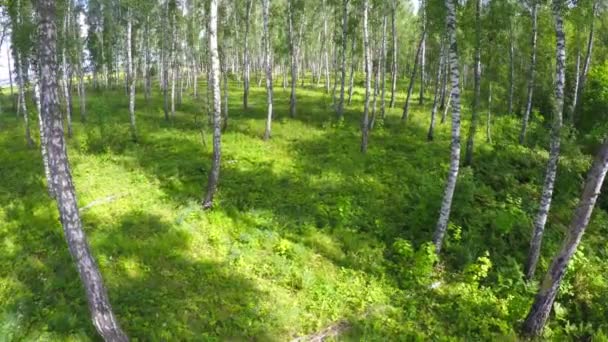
top-left (1, 77), bottom-right (607, 340)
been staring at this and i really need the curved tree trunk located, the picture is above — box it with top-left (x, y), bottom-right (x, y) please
top-left (36, 1), bottom-right (128, 340)
top-left (519, 3), bottom-right (538, 145)
top-left (525, 1), bottom-right (566, 281)
top-left (432, 0), bottom-right (461, 255)
top-left (203, 0), bottom-right (222, 209)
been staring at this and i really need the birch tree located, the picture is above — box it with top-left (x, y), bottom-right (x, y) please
top-left (432, 0), bottom-right (462, 254)
top-left (360, 0), bottom-right (370, 153)
top-left (262, 0), bottom-right (274, 140)
top-left (36, 0), bottom-right (128, 339)
top-left (464, 0), bottom-right (482, 166)
top-left (523, 141), bottom-right (608, 336)
top-left (525, 0), bottom-right (566, 280)
top-left (203, 0), bottom-right (222, 209)
top-left (519, 1), bottom-right (538, 145)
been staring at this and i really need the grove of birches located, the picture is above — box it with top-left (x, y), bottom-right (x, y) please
top-left (1, 0), bottom-right (608, 340)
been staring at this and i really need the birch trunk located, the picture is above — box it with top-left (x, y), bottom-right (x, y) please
top-left (525, 2), bottom-right (566, 280)
top-left (203, 0), bottom-right (222, 209)
top-left (568, 46), bottom-right (581, 121)
top-left (262, 0), bottom-right (274, 141)
top-left (419, 0), bottom-right (426, 105)
top-left (508, 24), bottom-right (514, 115)
top-left (347, 38), bottom-right (356, 106)
top-left (572, 0), bottom-right (598, 122)
top-left (519, 3), bottom-right (538, 145)
top-left (36, 1), bottom-right (128, 340)
top-left (337, 0), bottom-right (349, 119)
top-left (127, 12), bottom-right (137, 141)
top-left (360, 0), bottom-right (371, 153)
top-left (487, 83), bottom-right (492, 143)
top-left (16, 52), bottom-right (33, 147)
top-left (401, 31), bottom-right (426, 121)
top-left (522, 139), bottom-right (608, 337)
top-left (380, 15), bottom-right (387, 119)
top-left (464, 0), bottom-right (482, 166)
top-left (428, 42), bottom-right (445, 141)
top-left (323, 1), bottom-right (330, 94)
top-left (389, 2), bottom-right (398, 108)
top-left (243, 0), bottom-right (252, 109)
top-left (432, 0), bottom-right (461, 254)
top-left (288, 0), bottom-right (297, 118)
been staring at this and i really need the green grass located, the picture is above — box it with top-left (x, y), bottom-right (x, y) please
top-left (1, 77), bottom-right (608, 340)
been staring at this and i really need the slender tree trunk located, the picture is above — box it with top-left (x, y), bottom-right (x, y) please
top-left (428, 42), bottom-right (445, 141)
top-left (288, 0), bottom-right (297, 118)
top-left (78, 55), bottom-right (86, 122)
top-left (522, 138), bottom-right (608, 337)
top-left (487, 82), bottom-right (492, 143)
top-left (380, 15), bottom-right (388, 119)
top-left (370, 49), bottom-right (379, 128)
top-left (360, 0), bottom-right (371, 153)
top-left (7, 48), bottom-right (13, 99)
top-left (323, 2), bottom-right (330, 94)
top-left (519, 3), bottom-right (538, 145)
top-left (401, 31), bottom-right (426, 121)
top-left (222, 63), bottom-right (229, 132)
top-left (127, 12), bottom-right (137, 141)
top-left (389, 2), bottom-right (398, 108)
top-left (347, 38), bottom-right (356, 106)
top-left (36, 1), bottom-right (128, 340)
top-left (243, 0), bottom-right (252, 109)
top-left (170, 16), bottom-right (177, 119)
top-left (508, 24), bottom-right (514, 115)
top-left (144, 17), bottom-right (151, 104)
top-left (419, 0), bottom-right (426, 105)
top-left (525, 3), bottom-right (566, 281)
top-left (337, 0), bottom-right (349, 119)
top-left (441, 88), bottom-right (451, 124)
top-left (16, 52), bottom-right (33, 147)
top-left (439, 57), bottom-right (448, 110)
top-left (262, 0), bottom-right (274, 141)
top-left (568, 46), bottom-right (581, 122)
top-left (433, 0), bottom-right (461, 254)
top-left (203, 0), bottom-right (222, 209)
top-left (572, 0), bottom-right (598, 122)
top-left (162, 3), bottom-right (169, 121)
top-left (464, 0), bottom-right (482, 166)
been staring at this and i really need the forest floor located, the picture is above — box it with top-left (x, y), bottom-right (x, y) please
top-left (1, 78), bottom-right (608, 340)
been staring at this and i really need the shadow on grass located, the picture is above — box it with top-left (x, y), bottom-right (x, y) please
top-left (0, 130), bottom-right (275, 340)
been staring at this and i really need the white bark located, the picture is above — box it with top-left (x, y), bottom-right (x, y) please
top-left (433, 0), bottom-right (462, 255)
